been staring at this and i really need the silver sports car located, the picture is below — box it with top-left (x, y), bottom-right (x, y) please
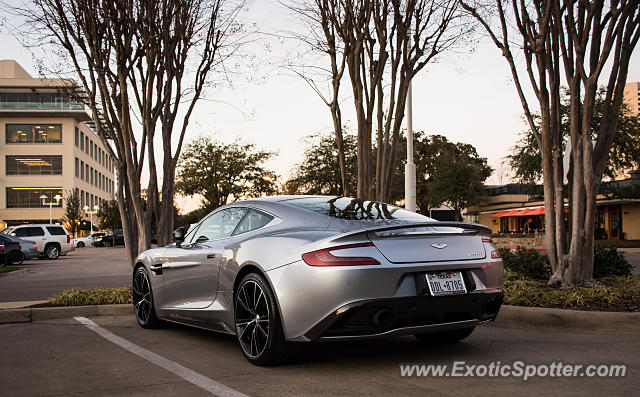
top-left (133, 196), bottom-right (503, 365)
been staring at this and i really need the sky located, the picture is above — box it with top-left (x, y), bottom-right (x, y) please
top-left (2, 1), bottom-right (639, 213)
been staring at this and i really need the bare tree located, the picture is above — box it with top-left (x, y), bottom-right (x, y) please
top-left (10, 0), bottom-right (241, 264)
top-left (460, 0), bottom-right (640, 286)
top-left (286, 1), bottom-right (351, 196)
top-left (289, 0), bottom-right (469, 201)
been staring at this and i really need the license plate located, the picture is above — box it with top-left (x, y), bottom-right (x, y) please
top-left (426, 271), bottom-right (467, 296)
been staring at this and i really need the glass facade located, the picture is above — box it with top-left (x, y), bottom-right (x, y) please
top-left (6, 124), bottom-right (62, 144)
top-left (0, 93), bottom-right (83, 111)
top-left (6, 187), bottom-right (63, 208)
top-left (6, 155), bottom-right (62, 175)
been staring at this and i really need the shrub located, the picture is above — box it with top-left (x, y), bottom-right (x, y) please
top-left (49, 286), bottom-right (132, 306)
top-left (503, 275), bottom-right (640, 311)
top-left (498, 247), bottom-right (551, 280)
top-left (593, 246), bottom-right (632, 278)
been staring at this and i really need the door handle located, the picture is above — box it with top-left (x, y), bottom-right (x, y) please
top-left (207, 254), bottom-right (216, 259)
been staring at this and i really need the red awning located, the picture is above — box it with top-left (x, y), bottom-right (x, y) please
top-left (489, 206), bottom-right (561, 217)
top-left (491, 211), bottom-right (510, 217)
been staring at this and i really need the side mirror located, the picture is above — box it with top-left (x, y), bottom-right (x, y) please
top-left (173, 227), bottom-right (186, 247)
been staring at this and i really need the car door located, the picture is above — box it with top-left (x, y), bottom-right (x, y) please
top-left (160, 207), bottom-right (248, 310)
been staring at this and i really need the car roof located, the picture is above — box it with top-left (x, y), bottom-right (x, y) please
top-left (242, 195), bottom-right (332, 203)
top-left (12, 224), bottom-right (65, 227)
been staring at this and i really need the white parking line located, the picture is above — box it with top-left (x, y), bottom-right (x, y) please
top-left (74, 316), bottom-right (249, 397)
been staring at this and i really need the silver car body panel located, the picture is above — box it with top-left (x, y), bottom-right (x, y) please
top-left (134, 196), bottom-right (504, 341)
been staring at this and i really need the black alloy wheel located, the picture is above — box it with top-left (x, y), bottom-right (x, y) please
top-left (235, 273), bottom-right (293, 366)
top-left (133, 267), bottom-right (161, 328)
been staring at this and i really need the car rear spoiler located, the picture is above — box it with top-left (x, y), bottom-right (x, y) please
top-left (329, 221), bottom-right (492, 244)
top-left (364, 221), bottom-right (490, 235)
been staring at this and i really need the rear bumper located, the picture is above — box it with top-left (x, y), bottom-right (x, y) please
top-left (303, 290), bottom-right (503, 341)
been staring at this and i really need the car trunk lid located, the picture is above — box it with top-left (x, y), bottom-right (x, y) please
top-left (364, 222), bottom-right (489, 263)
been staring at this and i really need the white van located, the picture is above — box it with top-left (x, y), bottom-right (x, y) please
top-left (1, 224), bottom-right (74, 259)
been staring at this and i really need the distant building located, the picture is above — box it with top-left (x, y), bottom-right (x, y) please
top-left (0, 60), bottom-right (115, 232)
top-left (623, 81), bottom-right (639, 117)
top-left (467, 172), bottom-right (640, 242)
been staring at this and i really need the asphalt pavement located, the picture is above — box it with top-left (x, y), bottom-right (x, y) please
top-left (0, 315), bottom-right (637, 396)
top-left (0, 247), bottom-right (131, 302)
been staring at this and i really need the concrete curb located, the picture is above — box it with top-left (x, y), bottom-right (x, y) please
top-left (1, 303), bottom-right (639, 333)
top-left (0, 268), bottom-right (31, 278)
top-left (0, 304), bottom-right (131, 324)
top-left (494, 305), bottom-right (640, 333)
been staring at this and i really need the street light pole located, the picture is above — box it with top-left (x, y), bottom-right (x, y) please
top-left (404, 0), bottom-right (416, 212)
top-left (84, 205), bottom-right (100, 235)
top-left (40, 194), bottom-right (62, 224)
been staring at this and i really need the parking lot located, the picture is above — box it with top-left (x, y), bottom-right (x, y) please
top-left (0, 314), bottom-right (637, 396)
top-left (0, 247), bottom-right (130, 302)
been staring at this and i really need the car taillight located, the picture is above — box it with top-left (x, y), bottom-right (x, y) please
top-left (491, 250), bottom-right (501, 259)
top-left (67, 235), bottom-right (70, 243)
top-left (482, 237), bottom-right (493, 243)
top-left (17, 243), bottom-right (22, 250)
top-left (302, 242), bottom-right (381, 266)
top-left (33, 243), bottom-right (37, 249)
top-left (0, 246), bottom-right (4, 252)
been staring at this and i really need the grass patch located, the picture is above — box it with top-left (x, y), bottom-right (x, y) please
top-left (503, 269), bottom-right (640, 311)
top-left (0, 267), bottom-right (22, 274)
top-left (48, 286), bottom-right (132, 306)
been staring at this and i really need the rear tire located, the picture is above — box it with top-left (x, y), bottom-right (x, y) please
top-left (414, 327), bottom-right (475, 344)
top-left (77, 241), bottom-right (85, 248)
top-left (10, 251), bottom-right (25, 266)
top-left (133, 266), bottom-right (162, 328)
top-left (45, 244), bottom-right (60, 260)
top-left (234, 273), bottom-right (293, 366)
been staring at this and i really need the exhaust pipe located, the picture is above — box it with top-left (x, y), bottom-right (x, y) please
top-left (371, 308), bottom-right (393, 326)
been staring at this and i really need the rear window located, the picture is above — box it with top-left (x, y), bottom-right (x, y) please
top-left (283, 197), bottom-right (434, 221)
top-left (46, 226), bottom-right (67, 236)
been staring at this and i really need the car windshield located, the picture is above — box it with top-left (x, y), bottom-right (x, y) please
top-left (283, 197), bottom-right (434, 222)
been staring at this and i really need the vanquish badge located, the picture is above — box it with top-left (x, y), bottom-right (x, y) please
top-left (431, 243), bottom-right (447, 249)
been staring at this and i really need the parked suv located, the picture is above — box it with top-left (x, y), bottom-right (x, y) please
top-left (1, 224), bottom-right (74, 260)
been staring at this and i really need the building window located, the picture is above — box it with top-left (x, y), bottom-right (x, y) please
top-left (90, 141), bottom-right (94, 159)
top-left (85, 164), bottom-right (89, 182)
top-left (75, 127), bottom-right (79, 147)
top-left (80, 132), bottom-right (84, 150)
top-left (5, 124), bottom-right (62, 144)
top-left (5, 187), bottom-right (63, 208)
top-left (75, 158), bottom-right (79, 177)
top-left (6, 155), bottom-right (62, 175)
top-left (85, 136), bottom-right (89, 154)
top-left (90, 167), bottom-right (94, 185)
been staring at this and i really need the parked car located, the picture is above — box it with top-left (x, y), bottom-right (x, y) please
top-left (1, 224), bottom-right (74, 259)
top-left (73, 232), bottom-right (107, 248)
top-left (0, 234), bottom-right (39, 265)
top-left (93, 230), bottom-right (124, 247)
top-left (133, 196), bottom-right (504, 365)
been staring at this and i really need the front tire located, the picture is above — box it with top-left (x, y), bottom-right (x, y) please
top-left (235, 273), bottom-right (291, 366)
top-left (414, 326), bottom-right (476, 344)
top-left (45, 244), bottom-right (60, 260)
top-left (133, 266), bottom-right (161, 328)
top-left (77, 241), bottom-right (85, 248)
